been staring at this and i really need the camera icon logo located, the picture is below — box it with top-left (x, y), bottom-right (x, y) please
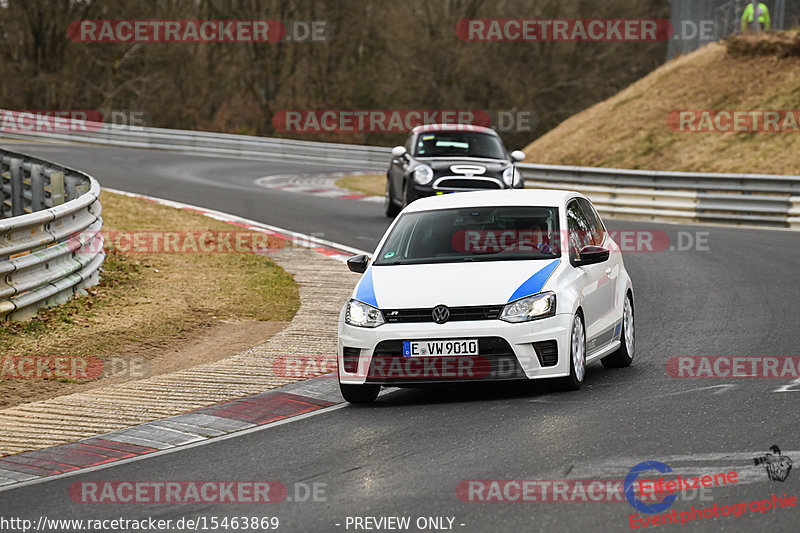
top-left (753, 445), bottom-right (793, 482)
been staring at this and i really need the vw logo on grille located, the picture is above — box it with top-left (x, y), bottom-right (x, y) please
top-left (432, 305), bottom-right (450, 324)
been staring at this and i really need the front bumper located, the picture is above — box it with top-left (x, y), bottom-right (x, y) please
top-left (406, 175), bottom-right (519, 202)
top-left (337, 313), bottom-right (572, 385)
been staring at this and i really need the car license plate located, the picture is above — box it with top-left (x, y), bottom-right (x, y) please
top-left (403, 339), bottom-right (479, 357)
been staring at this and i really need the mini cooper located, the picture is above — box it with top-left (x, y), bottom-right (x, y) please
top-left (384, 124), bottom-right (526, 217)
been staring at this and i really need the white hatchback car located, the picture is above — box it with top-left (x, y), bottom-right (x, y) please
top-left (337, 190), bottom-right (635, 403)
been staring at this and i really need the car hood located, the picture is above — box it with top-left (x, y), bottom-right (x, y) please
top-left (416, 157), bottom-right (509, 174)
top-left (352, 259), bottom-right (561, 309)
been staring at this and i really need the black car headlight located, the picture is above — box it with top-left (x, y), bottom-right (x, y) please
top-left (499, 292), bottom-right (556, 322)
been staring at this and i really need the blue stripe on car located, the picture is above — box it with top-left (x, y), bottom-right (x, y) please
top-left (507, 260), bottom-right (560, 303)
top-left (355, 267), bottom-right (379, 308)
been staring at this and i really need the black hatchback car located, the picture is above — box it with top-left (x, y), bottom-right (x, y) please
top-left (384, 124), bottom-right (526, 217)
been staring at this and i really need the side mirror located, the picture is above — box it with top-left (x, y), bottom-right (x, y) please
top-left (510, 150), bottom-right (525, 162)
top-left (391, 146), bottom-right (407, 158)
top-left (347, 254), bottom-right (370, 274)
top-left (572, 246), bottom-right (609, 267)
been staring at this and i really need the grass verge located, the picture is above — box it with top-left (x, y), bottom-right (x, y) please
top-left (335, 173), bottom-right (386, 196)
top-left (523, 32), bottom-right (800, 175)
top-left (0, 190), bottom-right (300, 408)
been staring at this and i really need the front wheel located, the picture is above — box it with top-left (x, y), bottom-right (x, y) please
top-left (601, 294), bottom-right (635, 368)
top-left (560, 312), bottom-right (586, 391)
top-left (340, 382), bottom-right (380, 404)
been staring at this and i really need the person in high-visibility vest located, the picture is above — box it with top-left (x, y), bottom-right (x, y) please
top-left (741, 2), bottom-right (771, 32)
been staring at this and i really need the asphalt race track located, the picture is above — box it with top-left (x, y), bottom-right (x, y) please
top-left (1, 141), bottom-right (799, 532)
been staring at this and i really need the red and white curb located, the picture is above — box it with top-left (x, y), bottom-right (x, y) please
top-left (0, 376), bottom-right (344, 490)
top-left (255, 172), bottom-right (383, 203)
top-left (104, 187), bottom-right (369, 262)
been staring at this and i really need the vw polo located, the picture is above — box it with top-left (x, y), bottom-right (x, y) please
top-left (338, 189), bottom-right (635, 403)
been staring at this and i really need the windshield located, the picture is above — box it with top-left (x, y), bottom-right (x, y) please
top-left (413, 131), bottom-right (507, 159)
top-left (374, 206), bottom-right (561, 265)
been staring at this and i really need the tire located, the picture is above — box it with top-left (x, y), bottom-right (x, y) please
top-left (560, 312), bottom-right (586, 391)
top-left (340, 382), bottom-right (380, 404)
top-left (601, 293), bottom-right (635, 368)
top-left (384, 179), bottom-right (400, 218)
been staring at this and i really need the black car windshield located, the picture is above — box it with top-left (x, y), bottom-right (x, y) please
top-left (374, 206), bottom-right (561, 266)
top-left (413, 131), bottom-right (506, 159)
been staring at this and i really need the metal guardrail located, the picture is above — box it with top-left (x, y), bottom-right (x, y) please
top-left (1, 109), bottom-right (798, 230)
top-left (0, 110), bottom-right (389, 170)
top-left (0, 148), bottom-right (104, 321)
top-left (518, 163), bottom-right (800, 229)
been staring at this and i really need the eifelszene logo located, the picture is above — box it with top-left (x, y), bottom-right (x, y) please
top-left (625, 461), bottom-right (677, 514)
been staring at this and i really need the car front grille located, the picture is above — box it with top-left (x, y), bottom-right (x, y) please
top-left (433, 177), bottom-right (503, 190)
top-left (383, 305), bottom-right (504, 323)
top-left (366, 337), bottom-right (527, 384)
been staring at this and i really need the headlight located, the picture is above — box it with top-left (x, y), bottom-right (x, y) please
top-left (499, 292), bottom-right (556, 323)
top-left (502, 166), bottom-right (518, 187)
top-left (413, 165), bottom-right (434, 185)
top-left (345, 299), bottom-right (385, 328)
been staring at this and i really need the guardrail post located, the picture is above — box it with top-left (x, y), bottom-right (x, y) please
top-left (30, 164), bottom-right (47, 212)
top-left (790, 197), bottom-right (800, 230)
top-left (10, 158), bottom-right (23, 216)
top-left (48, 170), bottom-right (65, 206)
top-left (0, 164), bottom-right (5, 219)
top-left (64, 172), bottom-right (79, 201)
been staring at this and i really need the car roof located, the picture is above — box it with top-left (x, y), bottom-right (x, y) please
top-left (411, 123), bottom-right (497, 135)
top-left (402, 189), bottom-right (585, 212)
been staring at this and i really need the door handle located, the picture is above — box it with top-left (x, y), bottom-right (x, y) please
top-left (605, 267), bottom-right (612, 275)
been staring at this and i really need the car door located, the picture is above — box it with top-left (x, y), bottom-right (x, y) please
top-left (566, 199), bottom-right (609, 353)
top-left (577, 198), bottom-right (619, 347)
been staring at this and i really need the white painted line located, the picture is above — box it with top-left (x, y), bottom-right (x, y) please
top-left (254, 172), bottom-right (383, 204)
top-left (650, 384), bottom-right (739, 398)
top-left (579, 451), bottom-right (800, 465)
top-left (0, 469), bottom-right (38, 482)
top-left (103, 433), bottom-right (174, 450)
top-left (773, 378), bottom-right (800, 392)
top-left (148, 420), bottom-right (226, 438)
